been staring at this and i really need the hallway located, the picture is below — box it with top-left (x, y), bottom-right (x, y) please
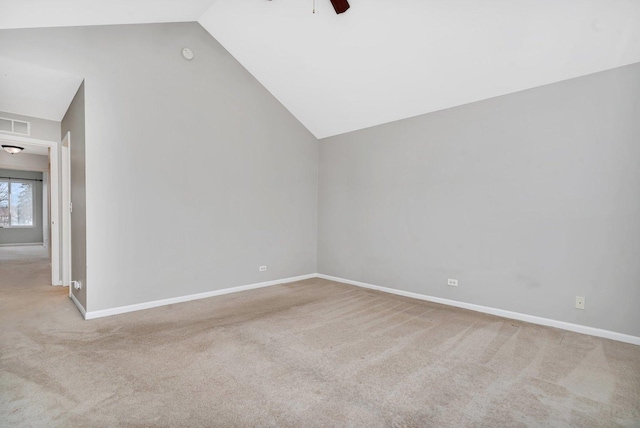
top-left (0, 245), bottom-right (71, 322)
top-left (0, 246), bottom-right (82, 426)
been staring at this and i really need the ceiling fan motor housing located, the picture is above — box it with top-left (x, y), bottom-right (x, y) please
top-left (330, 0), bottom-right (350, 14)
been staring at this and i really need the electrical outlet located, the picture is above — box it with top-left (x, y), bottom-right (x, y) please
top-left (72, 280), bottom-right (82, 290)
top-left (259, 266), bottom-right (267, 272)
top-left (447, 279), bottom-right (458, 287)
top-left (575, 296), bottom-right (585, 310)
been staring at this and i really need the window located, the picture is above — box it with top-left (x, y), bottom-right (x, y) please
top-left (0, 180), bottom-right (35, 228)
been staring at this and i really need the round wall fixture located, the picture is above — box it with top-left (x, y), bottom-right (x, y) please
top-left (182, 47), bottom-right (194, 60)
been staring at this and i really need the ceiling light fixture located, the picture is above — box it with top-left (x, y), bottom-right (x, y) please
top-left (2, 145), bottom-right (25, 154)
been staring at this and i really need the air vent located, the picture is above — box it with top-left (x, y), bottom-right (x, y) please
top-left (0, 117), bottom-right (31, 136)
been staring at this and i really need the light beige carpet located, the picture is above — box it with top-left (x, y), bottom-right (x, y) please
top-left (1, 246), bottom-right (639, 427)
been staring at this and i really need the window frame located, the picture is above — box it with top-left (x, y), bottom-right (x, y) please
top-left (0, 178), bottom-right (36, 229)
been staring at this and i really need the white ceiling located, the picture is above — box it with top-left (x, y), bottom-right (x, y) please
top-left (1, 0), bottom-right (639, 138)
top-left (199, 0), bottom-right (640, 138)
top-left (0, 0), bottom-right (214, 29)
top-left (0, 57), bottom-right (84, 121)
top-left (22, 146), bottom-right (49, 156)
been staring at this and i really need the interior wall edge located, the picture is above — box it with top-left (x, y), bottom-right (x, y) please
top-left (69, 291), bottom-right (86, 318)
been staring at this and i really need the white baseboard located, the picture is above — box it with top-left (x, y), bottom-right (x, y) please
top-left (0, 242), bottom-right (44, 247)
top-left (83, 273), bottom-right (317, 320)
top-left (316, 274), bottom-right (640, 346)
top-left (69, 292), bottom-right (87, 319)
top-left (76, 271), bottom-right (639, 346)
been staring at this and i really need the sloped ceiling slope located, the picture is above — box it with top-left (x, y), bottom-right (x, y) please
top-left (0, 0), bottom-right (214, 29)
top-left (1, 0), bottom-right (639, 138)
top-left (0, 0), bottom-right (214, 120)
top-left (199, 0), bottom-right (640, 138)
top-left (0, 57), bottom-right (83, 121)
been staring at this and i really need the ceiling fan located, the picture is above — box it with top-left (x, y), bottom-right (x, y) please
top-left (329, 0), bottom-right (350, 14)
top-left (269, 0), bottom-right (350, 14)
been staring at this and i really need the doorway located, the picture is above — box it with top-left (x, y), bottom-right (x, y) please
top-left (0, 133), bottom-right (69, 287)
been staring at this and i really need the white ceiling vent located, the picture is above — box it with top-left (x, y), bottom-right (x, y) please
top-left (0, 117), bottom-right (31, 136)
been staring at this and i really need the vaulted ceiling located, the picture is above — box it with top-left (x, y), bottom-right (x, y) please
top-left (1, 0), bottom-right (639, 138)
top-left (0, 0), bottom-right (214, 29)
top-left (0, 57), bottom-right (83, 121)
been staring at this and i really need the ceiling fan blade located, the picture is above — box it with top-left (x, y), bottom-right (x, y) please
top-left (330, 0), bottom-right (350, 14)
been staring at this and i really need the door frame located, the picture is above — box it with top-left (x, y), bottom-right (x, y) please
top-left (61, 132), bottom-right (71, 288)
top-left (0, 133), bottom-right (64, 286)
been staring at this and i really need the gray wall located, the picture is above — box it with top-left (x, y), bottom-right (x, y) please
top-left (318, 63), bottom-right (640, 337)
top-left (62, 83), bottom-right (87, 309)
top-left (0, 111), bottom-right (61, 142)
top-left (0, 23), bottom-right (319, 312)
top-left (0, 169), bottom-right (43, 245)
top-left (0, 152), bottom-right (49, 172)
